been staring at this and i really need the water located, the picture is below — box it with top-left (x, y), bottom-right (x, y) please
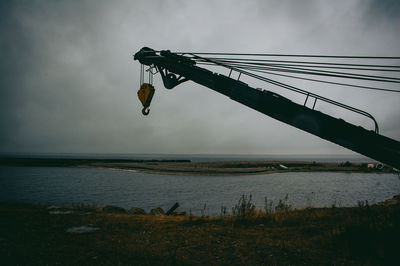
top-left (1, 166), bottom-right (399, 215)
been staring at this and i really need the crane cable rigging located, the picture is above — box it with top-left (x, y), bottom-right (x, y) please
top-left (137, 50), bottom-right (399, 132)
top-left (195, 61), bottom-right (400, 93)
top-left (175, 52), bottom-right (400, 131)
top-left (172, 51), bottom-right (400, 132)
top-left (174, 51), bottom-right (400, 94)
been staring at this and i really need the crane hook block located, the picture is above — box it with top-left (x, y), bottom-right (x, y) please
top-left (137, 83), bottom-right (155, 116)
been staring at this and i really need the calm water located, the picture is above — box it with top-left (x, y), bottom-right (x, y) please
top-left (1, 166), bottom-right (399, 215)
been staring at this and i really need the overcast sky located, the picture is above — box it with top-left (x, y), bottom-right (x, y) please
top-left (1, 0), bottom-right (399, 156)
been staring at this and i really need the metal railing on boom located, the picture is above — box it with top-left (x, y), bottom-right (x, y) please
top-left (185, 53), bottom-right (383, 134)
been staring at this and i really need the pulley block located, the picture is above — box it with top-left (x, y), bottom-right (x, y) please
top-left (137, 83), bottom-right (155, 115)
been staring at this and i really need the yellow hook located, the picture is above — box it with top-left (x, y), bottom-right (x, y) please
top-left (137, 83), bottom-right (155, 116)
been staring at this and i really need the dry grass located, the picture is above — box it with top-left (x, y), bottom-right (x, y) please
top-left (1, 200), bottom-right (399, 265)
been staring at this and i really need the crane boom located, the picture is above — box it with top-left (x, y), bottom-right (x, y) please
top-left (134, 47), bottom-right (400, 169)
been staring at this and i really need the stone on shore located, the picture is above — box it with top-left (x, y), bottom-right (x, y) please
top-left (129, 207), bottom-right (146, 215)
top-left (101, 205), bottom-right (127, 214)
top-left (376, 195), bottom-right (400, 206)
top-left (66, 225), bottom-right (99, 234)
top-left (172, 211), bottom-right (187, 216)
top-left (150, 207), bottom-right (165, 215)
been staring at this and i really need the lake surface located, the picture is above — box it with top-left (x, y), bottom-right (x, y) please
top-left (1, 166), bottom-right (399, 215)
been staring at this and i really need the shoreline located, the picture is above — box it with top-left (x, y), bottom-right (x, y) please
top-left (0, 157), bottom-right (395, 176)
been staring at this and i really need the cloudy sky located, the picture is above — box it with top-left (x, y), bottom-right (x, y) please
top-left (1, 0), bottom-right (399, 156)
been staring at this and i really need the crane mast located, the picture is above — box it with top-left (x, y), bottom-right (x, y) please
top-left (134, 47), bottom-right (400, 169)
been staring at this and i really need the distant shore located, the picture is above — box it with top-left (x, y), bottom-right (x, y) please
top-left (0, 157), bottom-right (395, 175)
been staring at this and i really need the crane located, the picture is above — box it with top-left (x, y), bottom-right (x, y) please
top-left (134, 47), bottom-right (400, 169)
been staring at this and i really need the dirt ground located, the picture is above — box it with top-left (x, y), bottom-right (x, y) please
top-left (1, 198), bottom-right (399, 265)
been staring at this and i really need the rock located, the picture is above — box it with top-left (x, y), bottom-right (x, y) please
top-left (129, 207), bottom-right (146, 215)
top-left (279, 164), bottom-right (288, 170)
top-left (66, 225), bottom-right (99, 234)
top-left (340, 161), bottom-right (352, 167)
top-left (149, 207), bottom-right (165, 215)
top-left (101, 205), bottom-right (127, 214)
top-left (49, 210), bottom-right (73, 215)
top-left (377, 195), bottom-right (400, 206)
top-left (172, 211), bottom-right (187, 216)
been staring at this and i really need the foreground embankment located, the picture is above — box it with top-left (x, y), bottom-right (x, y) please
top-left (0, 157), bottom-right (395, 175)
top-left (1, 196), bottom-right (399, 265)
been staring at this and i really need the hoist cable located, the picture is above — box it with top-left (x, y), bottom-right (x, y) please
top-left (197, 61), bottom-right (400, 84)
top-left (178, 52), bottom-right (400, 60)
top-left (192, 57), bottom-right (400, 69)
top-left (229, 63), bottom-right (400, 83)
top-left (195, 59), bottom-right (400, 83)
top-left (140, 64), bottom-right (144, 85)
top-left (235, 65), bottom-right (400, 93)
top-left (195, 58), bottom-right (400, 72)
top-left (197, 61), bottom-right (400, 93)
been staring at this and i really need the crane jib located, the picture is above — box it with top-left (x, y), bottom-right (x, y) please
top-left (133, 47), bottom-right (400, 169)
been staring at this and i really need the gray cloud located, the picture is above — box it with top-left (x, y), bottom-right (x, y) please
top-left (1, 0), bottom-right (399, 155)
top-left (365, 0), bottom-right (400, 18)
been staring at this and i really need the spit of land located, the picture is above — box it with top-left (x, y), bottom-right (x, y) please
top-left (0, 158), bottom-right (395, 175)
